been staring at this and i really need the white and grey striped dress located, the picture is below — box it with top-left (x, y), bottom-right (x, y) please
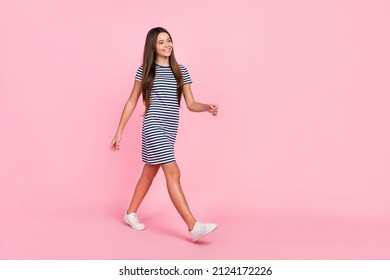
top-left (135, 64), bottom-right (192, 164)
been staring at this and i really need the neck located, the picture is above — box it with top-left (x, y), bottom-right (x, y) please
top-left (155, 57), bottom-right (170, 66)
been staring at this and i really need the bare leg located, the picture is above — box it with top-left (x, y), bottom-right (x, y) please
top-left (161, 161), bottom-right (197, 230)
top-left (126, 164), bottom-right (160, 214)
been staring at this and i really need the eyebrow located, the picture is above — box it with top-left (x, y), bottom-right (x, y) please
top-left (157, 38), bottom-right (171, 43)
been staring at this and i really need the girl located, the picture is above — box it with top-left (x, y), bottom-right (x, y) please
top-left (110, 27), bottom-right (218, 242)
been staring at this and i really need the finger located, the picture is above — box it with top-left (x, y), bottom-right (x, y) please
top-left (111, 143), bottom-right (120, 151)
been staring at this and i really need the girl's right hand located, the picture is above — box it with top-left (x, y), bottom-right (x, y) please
top-left (208, 104), bottom-right (218, 116)
top-left (110, 133), bottom-right (122, 151)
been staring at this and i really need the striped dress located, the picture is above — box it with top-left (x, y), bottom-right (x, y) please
top-left (135, 63), bottom-right (192, 164)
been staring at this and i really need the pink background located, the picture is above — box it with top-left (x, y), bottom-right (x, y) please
top-left (1, 0), bottom-right (389, 259)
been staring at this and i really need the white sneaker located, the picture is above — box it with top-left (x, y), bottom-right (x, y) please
top-left (189, 222), bottom-right (217, 241)
top-left (124, 212), bottom-right (145, 230)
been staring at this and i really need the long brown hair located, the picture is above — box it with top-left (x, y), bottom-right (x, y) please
top-left (141, 27), bottom-right (184, 114)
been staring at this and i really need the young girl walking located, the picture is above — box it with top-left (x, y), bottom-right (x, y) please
top-left (110, 27), bottom-right (218, 242)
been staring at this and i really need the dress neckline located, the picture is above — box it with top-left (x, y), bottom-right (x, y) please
top-left (155, 63), bottom-right (170, 68)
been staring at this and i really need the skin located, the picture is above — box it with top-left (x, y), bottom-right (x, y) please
top-left (110, 32), bottom-right (218, 231)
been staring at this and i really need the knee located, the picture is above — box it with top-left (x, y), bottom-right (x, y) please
top-left (143, 165), bottom-right (159, 180)
top-left (163, 164), bottom-right (180, 181)
top-left (169, 169), bottom-right (180, 180)
top-left (144, 171), bottom-right (157, 180)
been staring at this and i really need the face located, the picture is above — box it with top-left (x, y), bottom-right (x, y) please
top-left (155, 32), bottom-right (173, 58)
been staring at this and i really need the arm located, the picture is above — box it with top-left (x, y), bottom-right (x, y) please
top-left (182, 84), bottom-right (218, 116)
top-left (110, 80), bottom-right (142, 151)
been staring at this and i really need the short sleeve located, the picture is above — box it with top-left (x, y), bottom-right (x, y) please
top-left (135, 65), bottom-right (143, 81)
top-left (180, 65), bottom-right (192, 85)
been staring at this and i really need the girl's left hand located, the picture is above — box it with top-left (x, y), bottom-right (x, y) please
top-left (208, 104), bottom-right (218, 116)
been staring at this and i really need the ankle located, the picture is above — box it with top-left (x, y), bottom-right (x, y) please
top-left (126, 209), bottom-right (136, 215)
top-left (188, 221), bottom-right (198, 231)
